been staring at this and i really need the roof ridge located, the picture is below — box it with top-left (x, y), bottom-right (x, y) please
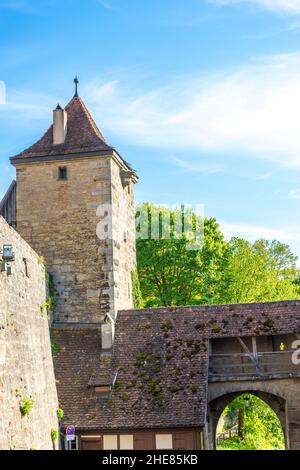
top-left (10, 94), bottom-right (116, 160)
top-left (65, 96), bottom-right (108, 145)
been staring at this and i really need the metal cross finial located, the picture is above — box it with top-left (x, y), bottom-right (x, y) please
top-left (74, 76), bottom-right (79, 97)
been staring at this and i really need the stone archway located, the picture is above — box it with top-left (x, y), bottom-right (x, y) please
top-left (208, 390), bottom-right (288, 450)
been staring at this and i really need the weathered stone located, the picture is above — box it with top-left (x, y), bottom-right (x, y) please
top-left (13, 155), bottom-right (137, 324)
top-left (0, 217), bottom-right (58, 450)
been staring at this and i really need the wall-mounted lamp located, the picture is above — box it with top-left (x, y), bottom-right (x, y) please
top-left (1, 262), bottom-right (7, 273)
top-left (1, 262), bottom-right (13, 275)
top-left (6, 265), bottom-right (13, 275)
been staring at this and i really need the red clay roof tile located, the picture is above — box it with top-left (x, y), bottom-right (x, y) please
top-left (52, 300), bottom-right (300, 431)
top-left (12, 96), bottom-right (112, 159)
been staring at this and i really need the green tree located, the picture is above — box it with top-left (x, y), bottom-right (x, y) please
top-left (136, 204), bottom-right (300, 307)
top-left (131, 270), bottom-right (144, 308)
top-left (217, 238), bottom-right (299, 304)
top-left (136, 203), bottom-right (227, 307)
top-left (218, 394), bottom-right (285, 450)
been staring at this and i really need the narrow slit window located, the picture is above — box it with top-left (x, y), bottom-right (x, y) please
top-left (23, 258), bottom-right (29, 278)
top-left (58, 167), bottom-right (68, 180)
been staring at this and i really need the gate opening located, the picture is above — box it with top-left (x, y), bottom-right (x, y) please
top-left (216, 393), bottom-right (285, 450)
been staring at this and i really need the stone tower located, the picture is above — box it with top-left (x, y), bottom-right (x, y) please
top-left (10, 85), bottom-right (138, 325)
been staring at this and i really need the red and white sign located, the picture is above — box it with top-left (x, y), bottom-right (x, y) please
top-left (66, 425), bottom-right (75, 436)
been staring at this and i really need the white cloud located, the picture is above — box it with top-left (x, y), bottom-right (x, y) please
top-left (171, 156), bottom-right (225, 174)
top-left (96, 0), bottom-right (112, 9)
top-left (5, 52), bottom-right (300, 170)
top-left (288, 189), bottom-right (300, 199)
top-left (221, 220), bottom-right (300, 264)
top-left (220, 221), bottom-right (298, 242)
top-left (83, 53), bottom-right (300, 169)
top-left (0, 88), bottom-right (56, 123)
top-left (171, 156), bottom-right (274, 179)
top-left (210, 0), bottom-right (300, 14)
top-left (0, 81), bottom-right (5, 105)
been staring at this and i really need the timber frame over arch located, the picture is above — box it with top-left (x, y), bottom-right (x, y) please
top-left (206, 333), bottom-right (300, 450)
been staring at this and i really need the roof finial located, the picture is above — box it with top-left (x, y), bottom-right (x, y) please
top-left (74, 76), bottom-right (79, 97)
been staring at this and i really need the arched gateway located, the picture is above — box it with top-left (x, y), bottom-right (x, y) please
top-left (209, 390), bottom-right (287, 449)
top-left (206, 331), bottom-right (300, 450)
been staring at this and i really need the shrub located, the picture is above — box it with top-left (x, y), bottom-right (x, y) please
top-left (20, 397), bottom-right (34, 416)
top-left (51, 429), bottom-right (58, 442)
top-left (56, 408), bottom-right (64, 420)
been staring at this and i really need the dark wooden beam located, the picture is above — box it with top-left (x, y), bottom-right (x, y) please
top-left (237, 337), bottom-right (262, 374)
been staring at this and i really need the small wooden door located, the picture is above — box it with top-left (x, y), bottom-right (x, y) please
top-left (173, 432), bottom-right (195, 450)
top-left (81, 439), bottom-right (101, 450)
top-left (134, 433), bottom-right (155, 450)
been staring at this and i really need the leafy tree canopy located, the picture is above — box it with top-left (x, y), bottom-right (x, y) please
top-left (136, 203), bottom-right (227, 307)
top-left (217, 394), bottom-right (285, 450)
top-left (136, 203), bottom-right (300, 307)
top-left (217, 238), bottom-right (299, 304)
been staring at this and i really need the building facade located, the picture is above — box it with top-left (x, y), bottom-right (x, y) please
top-left (2, 85), bottom-right (300, 450)
top-left (10, 93), bottom-right (137, 325)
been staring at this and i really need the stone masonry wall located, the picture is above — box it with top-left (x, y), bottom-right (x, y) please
top-left (15, 155), bottom-right (136, 324)
top-left (110, 158), bottom-right (136, 314)
top-left (0, 216), bottom-right (58, 450)
top-left (208, 378), bottom-right (300, 450)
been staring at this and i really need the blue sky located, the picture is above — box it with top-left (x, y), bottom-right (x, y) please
top-left (1, 0), bottom-right (300, 258)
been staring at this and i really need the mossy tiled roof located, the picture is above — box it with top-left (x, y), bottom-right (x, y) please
top-left (52, 300), bottom-right (300, 430)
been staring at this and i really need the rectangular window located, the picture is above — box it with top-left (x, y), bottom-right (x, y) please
top-left (65, 436), bottom-right (78, 450)
top-left (155, 434), bottom-right (173, 450)
top-left (119, 435), bottom-right (134, 450)
top-left (58, 167), bottom-right (68, 180)
top-left (103, 435), bottom-right (118, 450)
top-left (23, 258), bottom-right (29, 278)
top-left (95, 386), bottom-right (111, 394)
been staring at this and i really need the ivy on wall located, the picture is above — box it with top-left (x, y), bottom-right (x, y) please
top-left (131, 270), bottom-right (144, 309)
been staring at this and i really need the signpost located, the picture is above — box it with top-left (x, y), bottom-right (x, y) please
top-left (66, 425), bottom-right (76, 442)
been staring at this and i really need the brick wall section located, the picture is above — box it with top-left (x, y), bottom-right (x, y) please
top-left (53, 301), bottom-right (300, 431)
top-left (0, 217), bottom-right (58, 450)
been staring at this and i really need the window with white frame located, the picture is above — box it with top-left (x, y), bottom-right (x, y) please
top-left (103, 435), bottom-right (118, 450)
top-left (155, 434), bottom-right (173, 450)
top-left (119, 435), bottom-right (134, 450)
top-left (65, 435), bottom-right (78, 450)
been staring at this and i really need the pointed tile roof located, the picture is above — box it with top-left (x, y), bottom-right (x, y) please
top-left (11, 96), bottom-right (114, 160)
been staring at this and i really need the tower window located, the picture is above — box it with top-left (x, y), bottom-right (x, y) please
top-left (23, 258), bottom-right (29, 278)
top-left (58, 167), bottom-right (68, 180)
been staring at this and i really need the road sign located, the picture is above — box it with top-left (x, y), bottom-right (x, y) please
top-left (66, 425), bottom-right (75, 436)
top-left (66, 434), bottom-right (75, 441)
